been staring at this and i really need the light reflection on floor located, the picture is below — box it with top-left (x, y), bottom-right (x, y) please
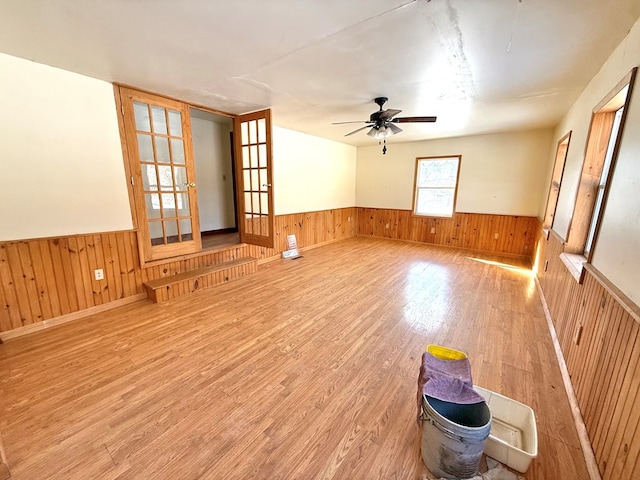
top-left (465, 257), bottom-right (532, 276)
top-left (403, 261), bottom-right (451, 335)
top-left (401, 255), bottom-right (539, 335)
top-left (466, 257), bottom-right (537, 299)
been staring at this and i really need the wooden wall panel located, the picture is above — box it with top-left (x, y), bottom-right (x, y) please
top-left (356, 208), bottom-right (538, 259)
top-left (0, 232), bottom-right (142, 334)
top-left (0, 208), bottom-right (357, 335)
top-left (537, 232), bottom-right (640, 479)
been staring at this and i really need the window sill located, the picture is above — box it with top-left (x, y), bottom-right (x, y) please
top-left (559, 252), bottom-right (587, 283)
top-left (412, 212), bottom-right (455, 219)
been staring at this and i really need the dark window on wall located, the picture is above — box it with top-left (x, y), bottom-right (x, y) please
top-left (412, 156), bottom-right (461, 218)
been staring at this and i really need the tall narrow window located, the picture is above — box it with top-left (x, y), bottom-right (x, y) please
top-left (565, 68), bottom-right (635, 260)
top-left (543, 132), bottom-right (571, 232)
top-left (584, 107), bottom-right (624, 255)
top-left (413, 156), bottom-right (461, 217)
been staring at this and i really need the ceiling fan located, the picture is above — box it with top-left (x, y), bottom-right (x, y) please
top-left (332, 97), bottom-right (436, 154)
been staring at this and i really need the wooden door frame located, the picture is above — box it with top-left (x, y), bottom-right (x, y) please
top-left (114, 84), bottom-right (275, 262)
top-left (116, 85), bottom-right (202, 264)
top-left (232, 109), bottom-right (275, 249)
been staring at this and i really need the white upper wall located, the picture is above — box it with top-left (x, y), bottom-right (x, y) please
top-left (552, 16), bottom-right (640, 305)
top-left (272, 127), bottom-right (356, 215)
top-left (0, 52), bottom-right (132, 241)
top-left (356, 129), bottom-right (553, 216)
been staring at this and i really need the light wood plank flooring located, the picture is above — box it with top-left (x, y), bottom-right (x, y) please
top-left (0, 237), bottom-right (589, 479)
top-left (201, 232), bottom-right (240, 251)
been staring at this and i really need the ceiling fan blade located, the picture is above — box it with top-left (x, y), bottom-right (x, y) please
top-left (345, 125), bottom-right (371, 136)
top-left (379, 109), bottom-right (402, 120)
top-left (332, 120), bottom-right (369, 125)
top-left (387, 123), bottom-right (402, 135)
top-left (391, 116), bottom-right (437, 123)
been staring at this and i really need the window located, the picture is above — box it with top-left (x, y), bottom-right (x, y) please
top-left (413, 156), bottom-right (461, 217)
top-left (543, 132), bottom-right (571, 232)
top-left (584, 107), bottom-right (623, 255)
top-left (565, 68), bottom-right (635, 261)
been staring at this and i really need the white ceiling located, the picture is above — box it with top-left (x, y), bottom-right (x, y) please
top-left (1, 0), bottom-right (639, 146)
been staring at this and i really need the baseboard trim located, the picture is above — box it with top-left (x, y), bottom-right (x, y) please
top-left (535, 277), bottom-right (601, 480)
top-left (0, 293), bottom-right (148, 342)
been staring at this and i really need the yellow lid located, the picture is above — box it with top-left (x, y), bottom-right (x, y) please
top-left (426, 344), bottom-right (467, 361)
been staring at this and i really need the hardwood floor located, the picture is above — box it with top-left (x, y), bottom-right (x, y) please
top-left (201, 232), bottom-right (240, 250)
top-left (0, 237), bottom-right (589, 479)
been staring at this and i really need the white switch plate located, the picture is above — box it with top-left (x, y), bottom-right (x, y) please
top-left (94, 269), bottom-right (104, 281)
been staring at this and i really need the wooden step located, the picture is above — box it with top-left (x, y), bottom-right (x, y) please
top-left (143, 256), bottom-right (257, 303)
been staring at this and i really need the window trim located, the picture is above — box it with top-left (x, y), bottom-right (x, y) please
top-left (412, 155), bottom-right (462, 218)
top-left (564, 68), bottom-right (636, 263)
top-left (543, 131), bottom-right (571, 236)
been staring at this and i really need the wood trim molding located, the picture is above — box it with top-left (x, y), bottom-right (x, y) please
top-left (113, 82), bottom-right (235, 119)
top-left (549, 228), bottom-right (566, 243)
top-left (535, 278), bottom-right (602, 480)
top-left (0, 293), bottom-right (147, 342)
top-left (584, 264), bottom-right (640, 324)
top-left (592, 68), bottom-right (637, 113)
top-left (544, 131), bottom-right (572, 231)
top-left (559, 252), bottom-right (586, 283)
top-left (113, 84), bottom-right (139, 229)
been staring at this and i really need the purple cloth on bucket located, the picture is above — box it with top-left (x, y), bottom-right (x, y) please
top-left (418, 351), bottom-right (485, 405)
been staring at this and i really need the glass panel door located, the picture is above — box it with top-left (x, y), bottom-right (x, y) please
top-left (233, 109), bottom-right (274, 248)
top-left (120, 88), bottom-right (201, 262)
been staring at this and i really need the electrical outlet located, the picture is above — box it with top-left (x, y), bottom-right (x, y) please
top-left (94, 269), bottom-right (104, 281)
top-left (385, 223), bottom-right (390, 229)
top-left (430, 227), bottom-right (436, 234)
top-left (494, 233), bottom-right (499, 239)
top-left (348, 216), bottom-right (352, 222)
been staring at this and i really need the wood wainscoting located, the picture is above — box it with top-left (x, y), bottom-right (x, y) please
top-left (0, 207), bottom-right (357, 337)
top-left (244, 207), bottom-right (357, 262)
top-left (536, 231), bottom-right (640, 480)
top-left (356, 208), bottom-right (539, 259)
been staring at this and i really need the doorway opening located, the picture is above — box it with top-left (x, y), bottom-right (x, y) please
top-left (189, 108), bottom-right (239, 250)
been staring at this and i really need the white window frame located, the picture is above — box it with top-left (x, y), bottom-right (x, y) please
top-left (412, 155), bottom-right (461, 218)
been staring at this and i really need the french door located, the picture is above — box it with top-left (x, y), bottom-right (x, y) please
top-left (233, 109), bottom-right (275, 248)
top-left (119, 87), bottom-right (201, 262)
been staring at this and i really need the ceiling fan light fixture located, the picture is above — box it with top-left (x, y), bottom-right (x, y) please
top-left (369, 125), bottom-right (392, 140)
top-left (333, 97), bottom-right (435, 154)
